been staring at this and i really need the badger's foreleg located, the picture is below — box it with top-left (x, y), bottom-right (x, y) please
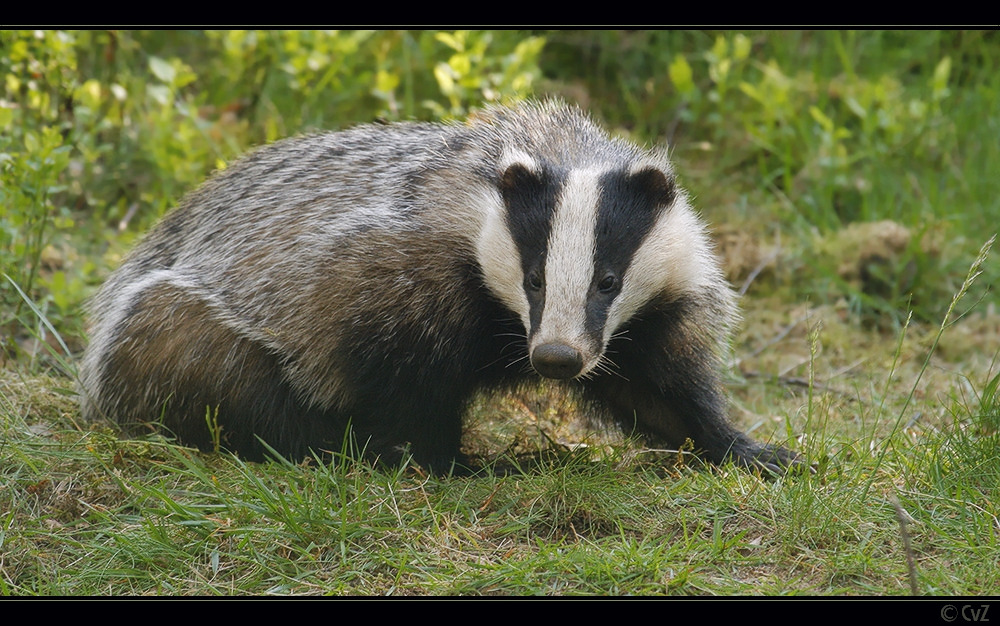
top-left (587, 303), bottom-right (799, 473)
top-left (589, 372), bottom-right (798, 473)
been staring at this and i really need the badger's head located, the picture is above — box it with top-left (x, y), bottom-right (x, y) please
top-left (477, 147), bottom-right (720, 380)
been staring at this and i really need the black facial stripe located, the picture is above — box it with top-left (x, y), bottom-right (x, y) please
top-left (499, 163), bottom-right (565, 333)
top-left (585, 168), bottom-right (675, 338)
top-left (594, 168), bottom-right (675, 272)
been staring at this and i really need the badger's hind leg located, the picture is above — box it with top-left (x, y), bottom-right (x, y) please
top-left (82, 276), bottom-right (346, 461)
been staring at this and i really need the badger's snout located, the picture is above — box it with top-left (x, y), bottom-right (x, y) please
top-left (530, 342), bottom-right (584, 379)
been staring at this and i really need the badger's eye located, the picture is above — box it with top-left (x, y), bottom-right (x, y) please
top-left (527, 271), bottom-right (544, 291)
top-left (598, 273), bottom-right (618, 293)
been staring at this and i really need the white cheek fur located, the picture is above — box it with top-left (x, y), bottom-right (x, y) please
top-left (475, 188), bottom-right (530, 328)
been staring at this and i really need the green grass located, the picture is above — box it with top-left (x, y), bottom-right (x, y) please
top-left (2, 29), bottom-right (1000, 596)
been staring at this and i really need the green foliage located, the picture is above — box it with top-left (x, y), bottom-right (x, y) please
top-left (198, 30), bottom-right (544, 131)
top-left (1, 32), bottom-right (77, 348)
top-left (428, 31), bottom-right (546, 118)
top-left (1, 127), bottom-right (72, 304)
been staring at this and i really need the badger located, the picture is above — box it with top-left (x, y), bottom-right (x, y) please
top-left (79, 100), bottom-right (798, 474)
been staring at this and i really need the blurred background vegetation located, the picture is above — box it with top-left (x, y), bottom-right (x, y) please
top-left (1, 29), bottom-right (998, 372)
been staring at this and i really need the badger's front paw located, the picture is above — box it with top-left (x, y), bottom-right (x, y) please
top-left (731, 441), bottom-right (809, 476)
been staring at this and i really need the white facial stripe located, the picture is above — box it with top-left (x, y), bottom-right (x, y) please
top-left (476, 187), bottom-right (530, 326)
top-left (533, 169), bottom-right (600, 356)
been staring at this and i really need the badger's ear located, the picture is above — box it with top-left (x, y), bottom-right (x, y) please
top-left (498, 149), bottom-right (544, 201)
top-left (499, 161), bottom-right (542, 197)
top-left (627, 165), bottom-right (677, 210)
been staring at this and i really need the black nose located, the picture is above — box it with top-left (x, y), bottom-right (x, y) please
top-left (531, 343), bottom-right (584, 379)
